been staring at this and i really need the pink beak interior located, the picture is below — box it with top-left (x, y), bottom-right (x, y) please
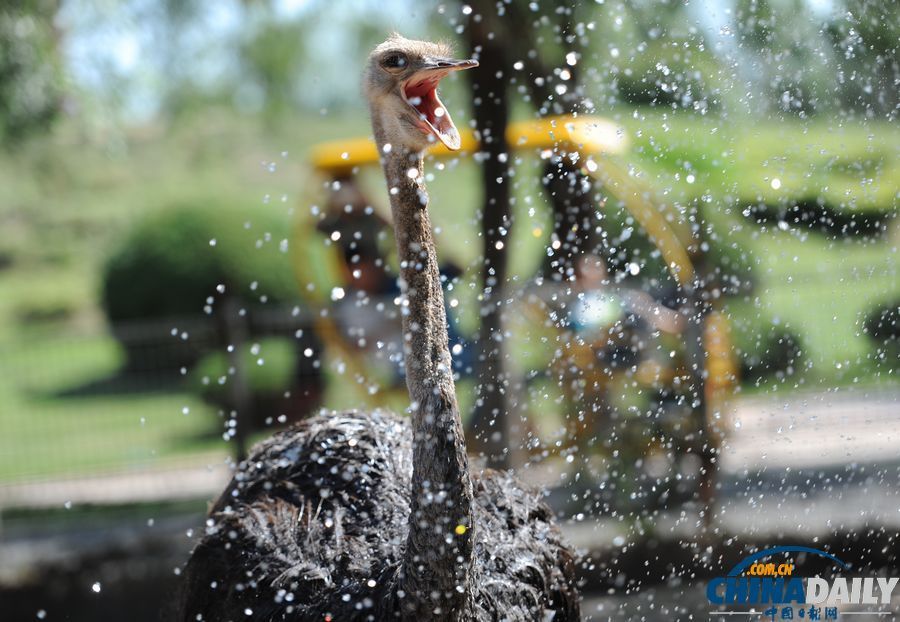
top-left (402, 60), bottom-right (478, 150)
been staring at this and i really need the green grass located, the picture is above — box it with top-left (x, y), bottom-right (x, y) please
top-left (0, 333), bottom-right (224, 483)
top-left (0, 109), bottom-right (374, 483)
top-left (0, 107), bottom-right (897, 484)
top-left (725, 231), bottom-right (897, 389)
top-left (607, 110), bottom-right (899, 388)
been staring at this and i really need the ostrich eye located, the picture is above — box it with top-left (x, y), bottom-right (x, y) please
top-left (382, 53), bottom-right (408, 71)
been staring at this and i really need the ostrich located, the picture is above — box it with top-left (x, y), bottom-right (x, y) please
top-left (177, 35), bottom-right (580, 622)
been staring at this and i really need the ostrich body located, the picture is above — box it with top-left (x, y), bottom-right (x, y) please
top-left (178, 35), bottom-right (580, 622)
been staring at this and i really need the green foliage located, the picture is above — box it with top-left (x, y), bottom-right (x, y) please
top-left (863, 297), bottom-right (899, 370)
top-left (864, 298), bottom-right (900, 343)
top-left (613, 39), bottom-right (723, 111)
top-left (239, 19), bottom-right (307, 122)
top-left (188, 335), bottom-right (323, 432)
top-left (731, 124), bottom-right (898, 235)
top-left (102, 199), bottom-right (299, 323)
top-left (704, 222), bottom-right (757, 296)
top-left (729, 309), bottom-right (805, 383)
top-left (189, 337), bottom-right (297, 399)
top-left (625, 113), bottom-right (898, 239)
top-left (824, 0), bottom-right (900, 117)
top-left (0, 0), bottom-right (63, 144)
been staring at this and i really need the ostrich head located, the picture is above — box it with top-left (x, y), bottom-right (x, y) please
top-left (363, 34), bottom-right (477, 152)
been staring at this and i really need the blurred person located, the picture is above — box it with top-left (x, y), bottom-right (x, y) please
top-left (529, 253), bottom-right (687, 507)
top-left (317, 179), bottom-right (472, 384)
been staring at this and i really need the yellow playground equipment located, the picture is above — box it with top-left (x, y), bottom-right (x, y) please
top-left (300, 114), bottom-right (736, 415)
top-left (309, 115), bottom-right (695, 286)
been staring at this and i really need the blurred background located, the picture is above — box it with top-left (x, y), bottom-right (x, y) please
top-left (0, 0), bottom-right (897, 619)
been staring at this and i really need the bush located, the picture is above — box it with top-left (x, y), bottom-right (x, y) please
top-left (729, 311), bottom-right (805, 384)
top-left (731, 126), bottom-right (898, 238)
top-left (739, 196), bottom-right (893, 237)
top-left (101, 199), bottom-right (299, 370)
top-left (863, 298), bottom-right (899, 370)
top-left (613, 40), bottom-right (722, 111)
top-left (191, 337), bottom-right (297, 398)
top-left (0, 3), bottom-right (64, 144)
top-left (103, 199), bottom-right (298, 322)
top-left (704, 231), bottom-right (757, 297)
top-left (188, 336), bottom-right (323, 430)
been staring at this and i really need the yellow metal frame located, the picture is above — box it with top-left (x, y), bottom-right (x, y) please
top-left (310, 115), bottom-right (628, 176)
top-left (309, 114), bottom-right (694, 285)
top-left (304, 113), bottom-right (736, 412)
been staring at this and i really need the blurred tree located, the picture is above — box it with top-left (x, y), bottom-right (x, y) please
top-left (733, 0), bottom-right (836, 116)
top-left (154, 0), bottom-right (217, 119)
top-left (462, 0), bottom-right (515, 467)
top-left (459, 0), bottom-right (604, 464)
top-left (0, 0), bottom-right (64, 144)
top-left (239, 17), bottom-right (306, 125)
top-left (102, 199), bottom-right (298, 325)
top-left (588, 0), bottom-right (723, 110)
top-left (612, 38), bottom-right (723, 111)
top-left (825, 0), bottom-right (899, 119)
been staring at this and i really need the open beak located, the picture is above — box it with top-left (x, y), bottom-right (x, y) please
top-left (402, 58), bottom-right (478, 150)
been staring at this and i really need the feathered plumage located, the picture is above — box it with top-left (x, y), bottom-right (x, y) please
top-left (178, 411), bottom-right (579, 621)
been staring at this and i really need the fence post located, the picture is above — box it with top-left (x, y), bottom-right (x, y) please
top-left (218, 297), bottom-right (251, 462)
top-left (684, 218), bottom-right (720, 539)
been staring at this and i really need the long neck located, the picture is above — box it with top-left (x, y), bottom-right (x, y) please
top-left (372, 119), bottom-right (474, 621)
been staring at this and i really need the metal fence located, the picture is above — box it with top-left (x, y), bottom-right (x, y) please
top-left (2, 268), bottom-right (893, 514)
top-left (0, 306), bottom-right (327, 510)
